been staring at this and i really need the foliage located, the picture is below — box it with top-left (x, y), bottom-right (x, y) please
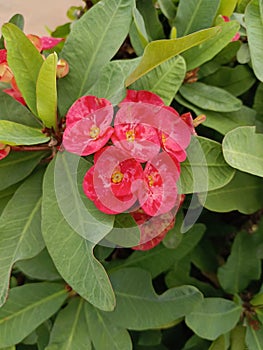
top-left (0, 0), bottom-right (263, 349)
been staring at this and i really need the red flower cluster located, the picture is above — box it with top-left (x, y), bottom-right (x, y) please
top-left (63, 90), bottom-right (196, 250)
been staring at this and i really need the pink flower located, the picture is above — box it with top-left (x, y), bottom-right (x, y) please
top-left (83, 146), bottom-right (144, 214)
top-left (0, 143), bottom-right (10, 160)
top-left (3, 87), bottom-right (26, 105)
top-left (138, 152), bottom-right (180, 217)
top-left (113, 90), bottom-right (168, 162)
top-left (62, 96), bottom-right (114, 156)
top-left (222, 16), bottom-right (240, 42)
top-left (0, 49), bottom-right (13, 83)
top-left (120, 89), bottom-right (164, 106)
top-left (40, 36), bottom-right (64, 50)
top-left (131, 209), bottom-right (175, 250)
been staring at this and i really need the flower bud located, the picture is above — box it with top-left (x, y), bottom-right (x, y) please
top-left (56, 58), bottom-right (69, 78)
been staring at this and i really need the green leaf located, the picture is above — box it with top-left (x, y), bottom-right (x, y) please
top-left (0, 151), bottom-right (48, 191)
top-left (36, 53), bottom-right (58, 128)
top-left (85, 302), bottom-right (132, 350)
top-left (0, 170), bottom-right (45, 307)
top-left (182, 335), bottom-right (211, 350)
top-left (126, 26), bottom-right (220, 86)
top-left (53, 151), bottom-right (114, 242)
top-left (230, 325), bottom-right (246, 350)
top-left (131, 55), bottom-right (186, 105)
top-left (218, 231), bottom-right (261, 294)
top-left (174, 0), bottom-right (220, 37)
top-left (0, 90), bottom-right (41, 128)
top-left (102, 268), bottom-right (203, 330)
top-left (88, 58), bottom-right (140, 105)
top-left (245, 323), bottom-right (263, 350)
top-left (201, 65), bottom-right (256, 97)
top-left (136, 0), bottom-right (165, 40)
top-left (201, 170), bottom-right (263, 214)
top-left (0, 283), bottom-right (68, 348)
top-left (179, 82), bottom-right (242, 112)
top-left (175, 94), bottom-right (255, 135)
top-left (42, 158), bottom-right (115, 311)
top-left (0, 121), bottom-right (50, 146)
top-left (58, 0), bottom-right (134, 115)
top-left (182, 21), bottom-right (240, 70)
top-left (0, 182), bottom-right (20, 216)
top-left (216, 0), bottom-right (238, 16)
top-left (1, 23), bottom-right (44, 115)
top-left (16, 248), bottom-right (61, 281)
top-left (208, 334), bottom-right (229, 350)
top-left (246, 0), bottom-right (263, 82)
top-left (185, 298), bottom-right (242, 340)
top-left (178, 136), bottom-right (235, 194)
top-left (46, 298), bottom-right (91, 350)
top-left (158, 0), bottom-right (177, 21)
top-left (237, 42), bottom-right (251, 63)
top-left (222, 126), bottom-right (263, 177)
top-left (108, 224), bottom-right (205, 278)
top-left (9, 13), bottom-right (25, 30)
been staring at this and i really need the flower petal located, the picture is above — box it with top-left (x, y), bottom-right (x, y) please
top-left (65, 95), bottom-right (113, 127)
top-left (112, 121), bottom-right (160, 162)
top-left (120, 89), bottom-right (165, 106)
top-left (139, 152), bottom-right (179, 216)
top-left (63, 120), bottom-right (113, 156)
top-left (41, 36), bottom-right (64, 50)
top-left (131, 210), bottom-right (175, 250)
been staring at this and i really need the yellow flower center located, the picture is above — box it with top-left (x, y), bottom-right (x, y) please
top-left (148, 175), bottom-right (154, 187)
top-left (126, 130), bottom-right (135, 142)
top-left (89, 125), bottom-right (100, 139)
top-left (161, 133), bottom-right (167, 145)
top-left (111, 170), bottom-right (124, 184)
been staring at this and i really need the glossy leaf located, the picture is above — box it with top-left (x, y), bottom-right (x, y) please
top-left (1, 23), bottom-right (44, 115)
top-left (42, 158), bottom-right (115, 311)
top-left (218, 231), bottom-right (261, 294)
top-left (108, 224), bottom-right (205, 278)
top-left (136, 0), bottom-right (165, 40)
top-left (46, 298), bottom-right (91, 350)
top-left (174, 0), bottom-right (220, 37)
top-left (179, 82), bottom-right (242, 112)
top-left (126, 26), bottom-right (220, 86)
top-left (182, 21), bottom-right (240, 70)
top-left (208, 335), bottom-right (229, 350)
top-left (246, 0), bottom-right (263, 82)
top-left (0, 170), bottom-right (45, 307)
top-left (36, 53), bottom-right (58, 128)
top-left (0, 151), bottom-right (48, 191)
top-left (245, 323), bottom-right (263, 350)
top-left (175, 94), bottom-right (255, 135)
top-left (216, 0), bottom-right (238, 16)
top-left (222, 126), bottom-right (263, 177)
top-left (182, 335), bottom-right (211, 350)
top-left (0, 283), bottom-right (68, 348)
top-left (230, 325), bottom-right (247, 350)
top-left (102, 268), bottom-right (203, 330)
top-left (85, 302), bottom-right (132, 350)
top-left (58, 0), bottom-right (134, 115)
top-left (16, 248), bottom-right (61, 281)
top-left (131, 55), bottom-right (186, 105)
top-left (201, 65), bottom-right (256, 96)
top-left (178, 136), bottom-right (235, 194)
top-left (201, 170), bottom-right (263, 214)
top-left (88, 58), bottom-right (140, 105)
top-left (0, 90), bottom-right (41, 128)
top-left (53, 151), bottom-right (114, 242)
top-left (158, 0), bottom-right (177, 21)
top-left (0, 120), bottom-right (50, 146)
top-left (185, 298), bottom-right (242, 340)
